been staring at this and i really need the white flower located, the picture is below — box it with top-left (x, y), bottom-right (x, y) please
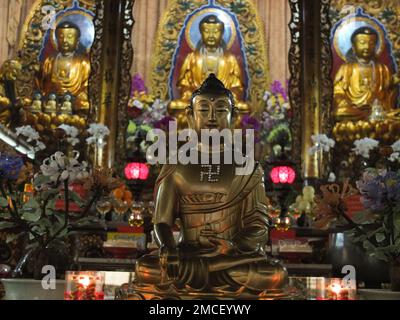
top-left (133, 100), bottom-right (144, 109)
top-left (352, 138), bottom-right (379, 158)
top-left (15, 125), bottom-right (46, 152)
top-left (391, 140), bottom-right (400, 152)
top-left (39, 151), bottom-right (88, 184)
top-left (59, 124), bottom-right (78, 137)
top-left (59, 124), bottom-right (80, 146)
top-left (15, 125), bottom-right (40, 142)
top-left (328, 172), bottom-right (336, 182)
top-left (389, 152), bottom-right (400, 162)
top-left (140, 140), bottom-right (148, 152)
top-left (86, 123), bottom-right (110, 148)
top-left (263, 91), bottom-right (272, 102)
top-left (308, 134), bottom-right (335, 155)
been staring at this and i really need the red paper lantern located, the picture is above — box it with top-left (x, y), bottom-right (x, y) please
top-left (124, 162), bottom-right (149, 181)
top-left (270, 166), bottom-right (296, 184)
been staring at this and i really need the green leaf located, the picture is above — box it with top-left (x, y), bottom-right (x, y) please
top-left (55, 228), bottom-right (69, 239)
top-left (127, 121), bottom-right (137, 135)
top-left (46, 199), bottom-right (57, 211)
top-left (0, 221), bottom-right (15, 230)
top-left (54, 213), bottom-right (66, 225)
top-left (376, 233), bottom-right (386, 243)
top-left (22, 208), bottom-right (41, 222)
top-left (75, 216), bottom-right (98, 226)
top-left (35, 217), bottom-right (52, 229)
top-left (22, 199), bottom-right (40, 211)
top-left (41, 189), bottom-right (60, 200)
top-left (0, 210), bottom-right (11, 219)
top-left (34, 175), bottom-right (51, 187)
top-left (68, 191), bottom-right (83, 206)
top-left (0, 197), bottom-right (9, 207)
top-left (6, 232), bottom-right (24, 243)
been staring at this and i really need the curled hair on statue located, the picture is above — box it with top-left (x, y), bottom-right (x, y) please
top-left (188, 73), bottom-right (236, 111)
top-left (55, 21), bottom-right (81, 38)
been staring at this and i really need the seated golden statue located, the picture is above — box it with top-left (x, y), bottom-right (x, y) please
top-left (334, 27), bottom-right (400, 121)
top-left (169, 15), bottom-right (249, 128)
top-left (134, 74), bottom-right (288, 299)
top-left (36, 21), bottom-right (90, 117)
top-left (0, 60), bottom-right (22, 126)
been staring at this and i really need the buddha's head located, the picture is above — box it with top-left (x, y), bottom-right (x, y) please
top-left (187, 73), bottom-right (237, 135)
top-left (199, 15), bottom-right (225, 51)
top-left (351, 27), bottom-right (378, 62)
top-left (55, 21), bottom-right (81, 55)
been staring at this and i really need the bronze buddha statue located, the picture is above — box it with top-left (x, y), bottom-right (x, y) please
top-left (334, 27), bottom-right (400, 122)
top-left (169, 15), bottom-right (249, 129)
top-left (133, 74), bottom-right (288, 299)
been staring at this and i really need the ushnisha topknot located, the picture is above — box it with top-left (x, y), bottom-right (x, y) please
top-left (190, 73), bottom-right (235, 109)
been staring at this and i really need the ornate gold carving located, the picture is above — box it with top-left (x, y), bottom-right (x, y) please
top-left (288, 0), bottom-right (302, 167)
top-left (88, 0), bottom-right (134, 168)
top-left (288, 0), bottom-right (333, 179)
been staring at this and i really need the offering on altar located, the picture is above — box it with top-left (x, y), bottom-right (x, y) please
top-left (64, 271), bottom-right (105, 300)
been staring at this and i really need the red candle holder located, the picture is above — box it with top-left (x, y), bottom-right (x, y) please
top-left (64, 271), bottom-right (105, 300)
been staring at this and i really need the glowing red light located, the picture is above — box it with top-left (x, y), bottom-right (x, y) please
top-left (124, 162), bottom-right (149, 181)
top-left (270, 166), bottom-right (296, 184)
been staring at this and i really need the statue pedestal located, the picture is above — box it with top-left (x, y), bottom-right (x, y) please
top-left (115, 281), bottom-right (302, 300)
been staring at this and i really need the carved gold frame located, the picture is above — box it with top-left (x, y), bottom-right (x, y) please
top-left (88, 0), bottom-right (134, 168)
top-left (288, 0), bottom-right (333, 181)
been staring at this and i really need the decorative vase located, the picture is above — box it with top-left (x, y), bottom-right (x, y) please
top-left (390, 258), bottom-right (400, 292)
top-left (12, 241), bottom-right (70, 280)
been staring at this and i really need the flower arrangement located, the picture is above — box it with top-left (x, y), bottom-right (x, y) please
top-left (15, 126), bottom-right (46, 152)
top-left (260, 80), bottom-right (292, 154)
top-left (308, 134), bottom-right (336, 155)
top-left (126, 74), bottom-right (170, 155)
top-left (0, 121), bottom-right (120, 279)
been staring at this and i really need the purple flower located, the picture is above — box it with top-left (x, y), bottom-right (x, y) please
top-left (0, 154), bottom-right (24, 180)
top-left (131, 74), bottom-right (147, 96)
top-left (270, 80), bottom-right (288, 101)
top-left (356, 170), bottom-right (400, 211)
top-left (241, 115), bottom-right (261, 131)
top-left (154, 116), bottom-right (176, 131)
top-left (241, 115), bottom-right (261, 143)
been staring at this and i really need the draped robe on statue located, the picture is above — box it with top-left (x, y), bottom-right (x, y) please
top-left (334, 61), bottom-right (396, 114)
top-left (37, 54), bottom-right (91, 112)
top-left (176, 50), bottom-right (245, 105)
top-left (135, 160), bottom-right (286, 292)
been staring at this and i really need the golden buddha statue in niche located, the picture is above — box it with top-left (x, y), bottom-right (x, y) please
top-left (36, 21), bottom-right (90, 117)
top-left (134, 75), bottom-right (288, 298)
top-left (169, 15), bottom-right (249, 128)
top-left (0, 60), bottom-right (22, 126)
top-left (334, 27), bottom-right (400, 121)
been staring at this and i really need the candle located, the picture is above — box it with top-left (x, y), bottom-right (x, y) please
top-left (64, 272), bottom-right (105, 300)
